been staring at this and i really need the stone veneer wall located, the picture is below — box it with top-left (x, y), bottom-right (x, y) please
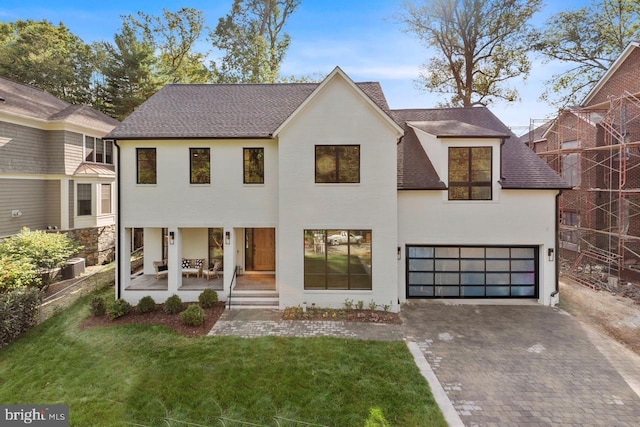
top-left (63, 225), bottom-right (116, 266)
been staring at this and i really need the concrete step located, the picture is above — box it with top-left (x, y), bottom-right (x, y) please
top-left (227, 290), bottom-right (279, 309)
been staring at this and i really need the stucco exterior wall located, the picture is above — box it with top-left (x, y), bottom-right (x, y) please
top-left (277, 76), bottom-right (401, 311)
top-left (398, 189), bottom-right (559, 305)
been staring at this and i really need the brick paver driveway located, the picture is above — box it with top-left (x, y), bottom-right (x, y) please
top-left (401, 302), bottom-right (640, 426)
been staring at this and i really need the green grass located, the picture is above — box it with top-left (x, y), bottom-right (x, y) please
top-left (0, 288), bottom-right (446, 427)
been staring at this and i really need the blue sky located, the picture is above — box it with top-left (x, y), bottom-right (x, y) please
top-left (1, 0), bottom-right (590, 132)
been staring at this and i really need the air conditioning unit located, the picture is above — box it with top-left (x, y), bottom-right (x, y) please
top-left (62, 258), bottom-right (85, 280)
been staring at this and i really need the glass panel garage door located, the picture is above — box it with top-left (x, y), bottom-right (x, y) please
top-left (407, 246), bottom-right (538, 298)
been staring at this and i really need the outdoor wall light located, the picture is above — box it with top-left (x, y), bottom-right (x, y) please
top-left (225, 231), bottom-right (231, 245)
top-left (397, 246), bottom-right (401, 260)
top-left (547, 248), bottom-right (554, 262)
top-left (169, 231), bottom-right (175, 245)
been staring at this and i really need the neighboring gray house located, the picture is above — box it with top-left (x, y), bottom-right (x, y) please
top-left (0, 76), bottom-right (119, 265)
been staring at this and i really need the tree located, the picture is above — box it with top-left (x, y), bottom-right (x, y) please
top-left (210, 0), bottom-right (301, 83)
top-left (124, 8), bottom-right (211, 84)
top-left (96, 22), bottom-right (161, 120)
top-left (398, 0), bottom-right (542, 107)
top-left (0, 20), bottom-right (96, 105)
top-left (531, 0), bottom-right (640, 108)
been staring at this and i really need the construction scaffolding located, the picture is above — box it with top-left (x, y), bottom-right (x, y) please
top-left (531, 91), bottom-right (640, 290)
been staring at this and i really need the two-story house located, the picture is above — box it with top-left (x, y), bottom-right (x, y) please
top-left (109, 67), bottom-right (568, 310)
top-left (0, 76), bottom-right (120, 265)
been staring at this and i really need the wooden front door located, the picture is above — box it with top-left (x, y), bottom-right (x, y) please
top-left (252, 228), bottom-right (275, 271)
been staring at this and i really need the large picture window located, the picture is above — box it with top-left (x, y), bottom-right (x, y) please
top-left (315, 145), bottom-right (360, 183)
top-left (304, 229), bottom-right (371, 290)
top-left (137, 148), bottom-right (157, 184)
top-left (448, 147), bottom-right (492, 200)
top-left (77, 183), bottom-right (92, 216)
top-left (243, 148), bottom-right (264, 184)
top-left (190, 148), bottom-right (210, 184)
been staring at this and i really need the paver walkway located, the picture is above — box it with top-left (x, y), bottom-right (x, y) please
top-left (208, 303), bottom-right (640, 426)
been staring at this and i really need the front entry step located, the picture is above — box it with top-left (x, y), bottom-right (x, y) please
top-left (227, 290), bottom-right (279, 309)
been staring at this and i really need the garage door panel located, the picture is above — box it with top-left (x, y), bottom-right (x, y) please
top-left (407, 245), bottom-right (539, 299)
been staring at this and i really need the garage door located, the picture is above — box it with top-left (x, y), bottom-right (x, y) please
top-left (407, 246), bottom-right (538, 298)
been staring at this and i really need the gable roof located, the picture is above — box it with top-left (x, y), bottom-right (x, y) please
top-left (397, 127), bottom-right (446, 190)
top-left (0, 76), bottom-right (119, 130)
top-left (392, 107), bottom-right (569, 190)
top-left (106, 78), bottom-right (393, 140)
top-left (582, 41), bottom-right (640, 106)
top-left (518, 120), bottom-right (554, 145)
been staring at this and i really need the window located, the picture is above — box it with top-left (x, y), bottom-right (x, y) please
top-left (137, 148), bottom-right (156, 184)
top-left (85, 137), bottom-right (114, 165)
top-left (315, 145), bottom-right (360, 183)
top-left (101, 183), bottom-right (112, 214)
top-left (243, 148), bottom-right (264, 184)
top-left (77, 184), bottom-right (92, 216)
top-left (84, 136), bottom-right (95, 162)
top-left (105, 141), bottom-right (113, 164)
top-left (448, 147), bottom-right (492, 200)
top-left (560, 211), bottom-right (580, 252)
top-left (190, 148), bottom-right (210, 184)
top-left (562, 141), bottom-right (580, 187)
top-left (304, 229), bottom-right (372, 290)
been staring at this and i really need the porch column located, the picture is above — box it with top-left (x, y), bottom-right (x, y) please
top-left (223, 227), bottom-right (236, 298)
top-left (118, 227), bottom-right (132, 296)
top-left (167, 227), bottom-right (181, 294)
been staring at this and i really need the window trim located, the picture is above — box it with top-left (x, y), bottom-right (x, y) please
top-left (243, 147), bottom-right (265, 184)
top-left (189, 147), bottom-right (211, 184)
top-left (314, 145), bottom-right (361, 184)
top-left (136, 148), bottom-right (157, 185)
top-left (448, 146), bottom-right (493, 200)
top-left (100, 183), bottom-right (112, 215)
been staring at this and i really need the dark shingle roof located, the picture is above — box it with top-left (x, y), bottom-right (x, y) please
top-left (518, 120), bottom-right (554, 145)
top-left (0, 76), bottom-right (119, 129)
top-left (397, 127), bottom-right (446, 190)
top-left (408, 120), bottom-right (511, 138)
top-left (107, 82), bottom-right (389, 139)
top-left (392, 107), bottom-right (569, 190)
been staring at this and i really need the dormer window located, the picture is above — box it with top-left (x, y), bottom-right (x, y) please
top-left (448, 146), bottom-right (492, 200)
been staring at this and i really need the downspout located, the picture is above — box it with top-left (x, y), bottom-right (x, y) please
top-left (113, 139), bottom-right (121, 300)
top-left (550, 190), bottom-right (562, 303)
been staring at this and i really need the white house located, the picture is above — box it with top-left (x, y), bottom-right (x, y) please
top-left (107, 68), bottom-right (568, 310)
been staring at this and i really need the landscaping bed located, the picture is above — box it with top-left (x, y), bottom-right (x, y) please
top-left (283, 305), bottom-right (401, 324)
top-left (82, 301), bottom-right (226, 336)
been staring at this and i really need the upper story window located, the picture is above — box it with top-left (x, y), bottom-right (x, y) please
top-left (561, 141), bottom-right (580, 187)
top-left (77, 183), bottom-right (92, 216)
top-left (85, 137), bottom-right (113, 165)
top-left (190, 148), bottom-right (210, 184)
top-left (315, 145), bottom-right (360, 183)
top-left (137, 148), bottom-right (157, 184)
top-left (448, 146), bottom-right (492, 200)
top-left (243, 148), bottom-right (264, 184)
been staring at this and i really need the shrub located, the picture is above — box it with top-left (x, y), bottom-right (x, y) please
top-left (0, 256), bottom-right (41, 291)
top-left (164, 294), bottom-right (184, 314)
top-left (107, 299), bottom-right (131, 320)
top-left (180, 304), bottom-right (204, 326)
top-left (0, 228), bottom-right (82, 285)
top-left (89, 295), bottom-right (106, 317)
top-left (0, 288), bottom-right (43, 348)
top-left (136, 296), bottom-right (157, 314)
top-left (198, 289), bottom-right (218, 308)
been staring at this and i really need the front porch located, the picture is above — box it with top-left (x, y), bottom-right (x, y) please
top-left (126, 272), bottom-right (276, 293)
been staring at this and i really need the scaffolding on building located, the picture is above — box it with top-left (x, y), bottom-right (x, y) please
top-left (530, 91), bottom-right (640, 289)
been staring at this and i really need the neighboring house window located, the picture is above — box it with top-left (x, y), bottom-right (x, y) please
top-left (315, 145), bottom-right (360, 183)
top-left (85, 137), bottom-right (114, 165)
top-left (560, 211), bottom-right (580, 252)
top-left (101, 183), bottom-right (112, 214)
top-left (77, 183), bottom-right (92, 216)
top-left (448, 147), bottom-right (492, 200)
top-left (190, 148), bottom-right (210, 184)
top-left (137, 148), bottom-right (157, 184)
top-left (243, 148), bottom-right (264, 184)
top-left (562, 141), bottom-right (580, 187)
top-left (304, 229), bottom-right (372, 290)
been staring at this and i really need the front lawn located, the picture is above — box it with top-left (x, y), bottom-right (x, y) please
top-left (0, 288), bottom-right (446, 426)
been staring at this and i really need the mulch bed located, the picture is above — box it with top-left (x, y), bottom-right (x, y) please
top-left (81, 302), bottom-right (226, 336)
